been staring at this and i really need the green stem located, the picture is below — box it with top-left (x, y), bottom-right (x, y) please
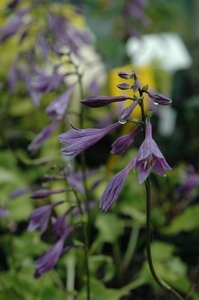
top-left (68, 53), bottom-right (90, 300)
top-left (73, 189), bottom-right (90, 300)
top-left (145, 178), bottom-right (184, 300)
top-left (121, 223), bottom-right (140, 273)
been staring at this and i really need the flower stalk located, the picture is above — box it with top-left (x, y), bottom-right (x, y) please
top-left (145, 178), bottom-right (184, 300)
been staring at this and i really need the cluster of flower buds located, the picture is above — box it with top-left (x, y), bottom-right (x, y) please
top-left (58, 71), bottom-right (172, 212)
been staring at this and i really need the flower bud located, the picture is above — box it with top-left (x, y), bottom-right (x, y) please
top-left (147, 91), bottom-right (172, 106)
top-left (117, 83), bottom-right (132, 90)
top-left (81, 95), bottom-right (129, 107)
top-left (117, 71), bottom-right (130, 79)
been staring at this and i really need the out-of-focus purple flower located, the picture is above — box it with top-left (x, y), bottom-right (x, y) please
top-left (0, 207), bottom-right (9, 219)
top-left (119, 100), bottom-right (138, 122)
top-left (123, 0), bottom-right (150, 27)
top-left (135, 121), bottom-right (171, 183)
top-left (28, 120), bottom-right (60, 154)
top-left (47, 12), bottom-right (91, 56)
top-left (34, 227), bottom-right (74, 278)
top-left (72, 200), bottom-right (97, 217)
top-left (100, 157), bottom-right (137, 212)
top-left (29, 189), bottom-right (65, 199)
top-left (0, 9), bottom-right (28, 43)
top-left (81, 95), bottom-right (129, 108)
top-left (147, 91), bottom-right (172, 106)
top-left (58, 122), bottom-right (122, 161)
top-left (177, 165), bottom-right (199, 198)
top-left (37, 31), bottom-right (49, 60)
top-left (27, 200), bottom-right (64, 234)
top-left (45, 84), bottom-right (75, 119)
top-left (30, 71), bottom-right (65, 94)
top-left (67, 170), bottom-right (96, 194)
top-left (52, 206), bottom-right (75, 238)
top-left (8, 185), bottom-right (38, 200)
top-left (8, 56), bottom-right (19, 93)
top-left (111, 125), bottom-right (141, 155)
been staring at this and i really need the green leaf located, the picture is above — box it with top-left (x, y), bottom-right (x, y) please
top-left (89, 255), bottom-right (115, 282)
top-left (95, 213), bottom-right (124, 243)
top-left (160, 204), bottom-right (199, 235)
top-left (76, 278), bottom-right (129, 300)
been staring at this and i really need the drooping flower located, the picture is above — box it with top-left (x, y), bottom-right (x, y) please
top-left (81, 95), bottom-right (129, 108)
top-left (176, 165), bottom-right (199, 198)
top-left (45, 84), bottom-right (75, 119)
top-left (111, 125), bottom-right (141, 155)
top-left (27, 200), bottom-right (64, 234)
top-left (8, 185), bottom-right (38, 200)
top-left (28, 120), bottom-right (60, 153)
top-left (29, 189), bottom-right (65, 199)
top-left (0, 9), bottom-right (28, 43)
top-left (147, 91), bottom-right (172, 106)
top-left (135, 121), bottom-right (171, 183)
top-left (52, 207), bottom-right (76, 238)
top-left (66, 169), bottom-right (96, 194)
top-left (34, 227), bottom-right (74, 278)
top-left (100, 157), bottom-right (137, 212)
top-left (0, 207), bottom-right (9, 219)
top-left (58, 122), bottom-right (122, 161)
top-left (30, 71), bottom-right (65, 94)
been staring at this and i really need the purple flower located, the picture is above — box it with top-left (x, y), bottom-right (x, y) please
top-left (8, 56), bottom-right (19, 93)
top-left (118, 71), bottom-right (131, 79)
top-left (177, 165), bottom-right (199, 198)
top-left (135, 121), bottom-right (171, 183)
top-left (119, 100), bottom-right (138, 122)
top-left (147, 91), bottom-right (172, 106)
top-left (30, 71), bottom-right (65, 94)
top-left (58, 122), bottom-right (122, 161)
top-left (34, 227), bottom-right (74, 278)
top-left (52, 207), bottom-right (75, 238)
top-left (29, 189), bottom-right (65, 199)
top-left (45, 84), bottom-right (75, 119)
top-left (0, 207), bottom-right (9, 219)
top-left (132, 79), bottom-right (139, 92)
top-left (117, 83), bottom-right (132, 90)
top-left (67, 169), bottom-right (96, 194)
top-left (0, 9), bottom-right (28, 43)
top-left (8, 185), bottom-right (38, 200)
top-left (81, 95), bottom-right (129, 108)
top-left (111, 125), bottom-right (141, 155)
top-left (100, 157), bottom-right (137, 212)
top-left (28, 120), bottom-right (60, 153)
top-left (27, 200), bottom-right (64, 234)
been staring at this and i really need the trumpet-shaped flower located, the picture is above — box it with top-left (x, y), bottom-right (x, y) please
top-left (135, 121), bottom-right (171, 183)
top-left (45, 84), bottom-right (75, 119)
top-left (58, 122), bottom-right (121, 160)
top-left (28, 120), bottom-right (60, 153)
top-left (28, 200), bottom-right (64, 234)
top-left (111, 125), bottom-right (141, 155)
top-left (100, 157), bottom-right (137, 212)
top-left (34, 227), bottom-right (74, 278)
